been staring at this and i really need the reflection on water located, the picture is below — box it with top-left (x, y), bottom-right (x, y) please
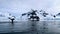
top-left (0, 21), bottom-right (60, 34)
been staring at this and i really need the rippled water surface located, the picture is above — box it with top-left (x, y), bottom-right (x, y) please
top-left (0, 20), bottom-right (60, 34)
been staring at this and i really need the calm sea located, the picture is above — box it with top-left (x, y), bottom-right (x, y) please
top-left (0, 20), bottom-right (60, 34)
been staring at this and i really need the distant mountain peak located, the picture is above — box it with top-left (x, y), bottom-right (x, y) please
top-left (56, 13), bottom-right (60, 16)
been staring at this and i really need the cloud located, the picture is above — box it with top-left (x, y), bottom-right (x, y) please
top-left (0, 0), bottom-right (60, 17)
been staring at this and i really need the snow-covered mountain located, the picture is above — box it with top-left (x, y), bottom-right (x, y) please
top-left (0, 0), bottom-right (60, 21)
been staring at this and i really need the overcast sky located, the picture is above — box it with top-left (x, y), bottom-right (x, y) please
top-left (0, 0), bottom-right (60, 17)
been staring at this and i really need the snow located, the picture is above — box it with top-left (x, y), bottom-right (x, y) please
top-left (0, 0), bottom-right (60, 21)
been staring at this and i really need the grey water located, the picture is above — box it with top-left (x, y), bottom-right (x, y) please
top-left (0, 20), bottom-right (60, 34)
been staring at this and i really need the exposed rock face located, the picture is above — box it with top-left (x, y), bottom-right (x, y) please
top-left (28, 15), bottom-right (40, 21)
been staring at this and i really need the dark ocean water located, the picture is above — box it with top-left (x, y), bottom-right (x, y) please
top-left (0, 20), bottom-right (60, 34)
